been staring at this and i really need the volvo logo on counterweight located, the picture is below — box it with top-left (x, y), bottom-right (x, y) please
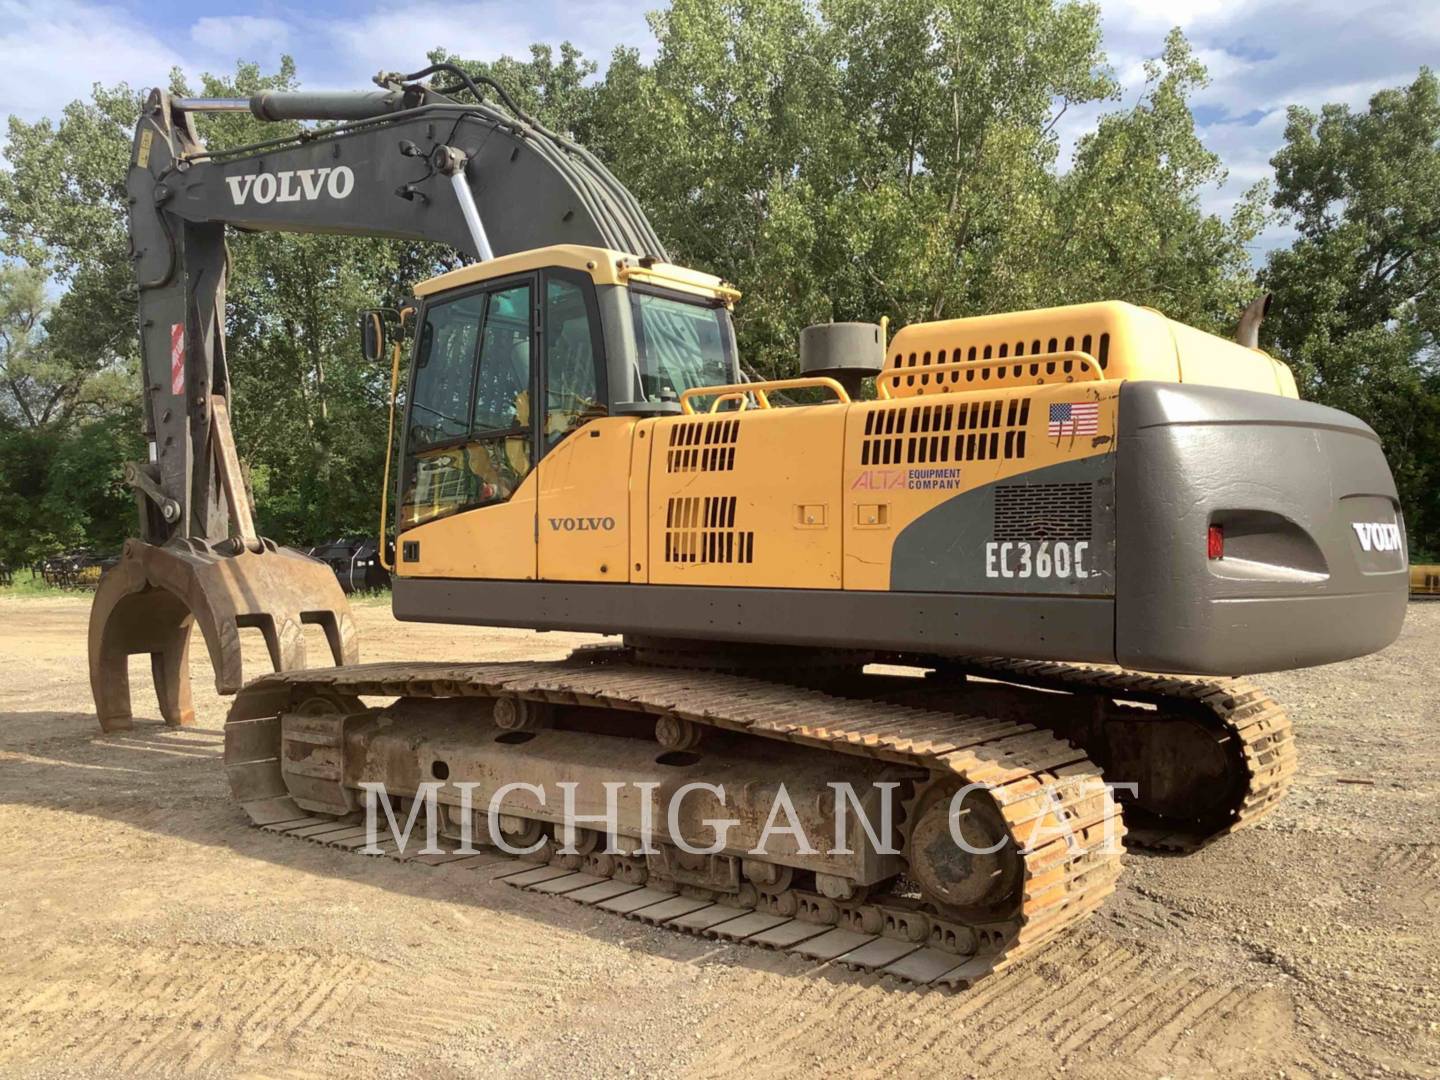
top-left (225, 166), bottom-right (356, 205)
top-left (1352, 521), bottom-right (1403, 553)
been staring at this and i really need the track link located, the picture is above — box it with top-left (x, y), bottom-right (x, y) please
top-left (598, 643), bottom-right (1298, 854)
top-left (924, 658), bottom-right (1298, 852)
top-left (223, 660), bottom-right (1126, 990)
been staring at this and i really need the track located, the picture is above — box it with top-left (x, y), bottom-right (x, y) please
top-left (223, 659), bottom-right (1126, 990)
top-left (947, 659), bottom-right (1298, 851)
top-left (807, 657), bottom-right (1297, 853)
top-left (603, 642), bottom-right (1299, 853)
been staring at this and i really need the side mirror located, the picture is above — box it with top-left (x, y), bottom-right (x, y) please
top-left (360, 310), bottom-right (386, 363)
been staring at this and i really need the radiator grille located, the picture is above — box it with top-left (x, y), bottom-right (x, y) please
top-left (664, 495), bottom-right (755, 564)
top-left (667, 417), bottom-right (740, 473)
top-left (861, 398), bottom-right (1030, 466)
top-left (994, 482), bottom-right (1093, 541)
top-left (891, 331), bottom-right (1111, 389)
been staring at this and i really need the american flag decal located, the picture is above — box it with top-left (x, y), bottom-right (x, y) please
top-left (169, 323), bottom-right (185, 396)
top-left (1048, 401), bottom-right (1099, 437)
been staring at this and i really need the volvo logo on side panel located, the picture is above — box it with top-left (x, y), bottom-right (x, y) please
top-left (548, 517), bottom-right (616, 532)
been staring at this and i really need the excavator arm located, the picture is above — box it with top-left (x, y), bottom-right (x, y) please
top-left (90, 66), bottom-right (669, 730)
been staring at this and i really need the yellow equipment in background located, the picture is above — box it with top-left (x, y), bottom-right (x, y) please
top-left (1413, 564), bottom-right (1440, 597)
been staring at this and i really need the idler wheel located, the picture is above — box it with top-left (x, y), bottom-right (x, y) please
top-left (907, 781), bottom-right (1020, 915)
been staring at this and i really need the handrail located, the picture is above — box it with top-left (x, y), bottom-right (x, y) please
top-left (707, 391), bottom-right (751, 413)
top-left (679, 376), bottom-right (851, 415)
top-left (876, 350), bottom-right (1103, 400)
top-left (378, 308), bottom-right (414, 573)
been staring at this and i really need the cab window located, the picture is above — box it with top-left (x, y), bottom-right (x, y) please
top-left (629, 286), bottom-right (734, 401)
top-left (407, 292), bottom-right (482, 445)
top-left (400, 280), bottom-right (534, 528)
top-left (545, 274), bottom-right (606, 446)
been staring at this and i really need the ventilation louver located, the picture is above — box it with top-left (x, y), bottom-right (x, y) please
top-left (890, 331), bottom-right (1112, 392)
top-left (667, 418), bottom-right (741, 473)
top-left (861, 398), bottom-right (1031, 466)
top-left (664, 496), bottom-right (755, 564)
top-left (993, 482), bottom-right (1094, 541)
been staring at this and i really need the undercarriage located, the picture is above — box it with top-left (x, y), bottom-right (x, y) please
top-left (222, 646), bottom-right (1294, 989)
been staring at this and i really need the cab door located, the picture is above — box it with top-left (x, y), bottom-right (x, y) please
top-left (536, 268), bottom-right (632, 582)
top-left (394, 273), bottom-right (540, 580)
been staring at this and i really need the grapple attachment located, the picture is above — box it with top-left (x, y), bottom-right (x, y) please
top-left (88, 538), bottom-right (358, 732)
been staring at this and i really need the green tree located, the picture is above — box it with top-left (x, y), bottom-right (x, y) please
top-left (0, 81), bottom-right (143, 390)
top-left (588, 1), bottom-right (1258, 377)
top-left (0, 264), bottom-right (140, 566)
top-left (0, 264), bottom-right (130, 428)
top-left (1263, 69), bottom-right (1440, 555)
top-left (428, 43), bottom-right (600, 135)
top-left (1048, 29), bottom-right (1266, 332)
top-left (0, 264), bottom-right (53, 426)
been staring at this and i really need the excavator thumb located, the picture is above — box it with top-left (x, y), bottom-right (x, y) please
top-left (89, 538), bottom-right (358, 732)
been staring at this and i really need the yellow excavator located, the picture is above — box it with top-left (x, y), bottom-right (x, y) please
top-left (90, 65), bottom-right (1409, 989)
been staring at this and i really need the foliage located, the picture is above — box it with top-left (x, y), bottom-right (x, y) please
top-left (1262, 68), bottom-right (1440, 553)
top-left (0, 569), bottom-right (72, 597)
top-left (0, 409), bottom-right (141, 565)
top-left (428, 42), bottom-right (600, 137)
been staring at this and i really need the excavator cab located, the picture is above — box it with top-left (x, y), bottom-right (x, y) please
top-left (382, 247), bottom-right (743, 580)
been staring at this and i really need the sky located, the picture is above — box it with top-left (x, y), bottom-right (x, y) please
top-left (1, 0), bottom-right (1436, 258)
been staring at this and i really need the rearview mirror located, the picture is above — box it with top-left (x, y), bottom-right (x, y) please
top-left (360, 310), bottom-right (386, 363)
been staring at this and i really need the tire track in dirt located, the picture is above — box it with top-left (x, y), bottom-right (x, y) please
top-left (683, 979), bottom-right (881, 1079)
top-left (680, 936), bottom-right (1269, 1080)
top-left (1373, 843), bottom-right (1440, 881)
top-left (0, 944), bottom-right (376, 1075)
top-left (0, 931), bottom-right (581, 1077)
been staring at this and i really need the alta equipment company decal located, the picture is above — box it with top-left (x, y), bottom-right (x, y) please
top-left (851, 467), bottom-right (962, 492)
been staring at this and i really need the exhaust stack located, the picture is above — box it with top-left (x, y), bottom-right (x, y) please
top-left (1235, 293), bottom-right (1273, 349)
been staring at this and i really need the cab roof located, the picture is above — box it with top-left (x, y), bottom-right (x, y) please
top-left (413, 244), bottom-right (739, 305)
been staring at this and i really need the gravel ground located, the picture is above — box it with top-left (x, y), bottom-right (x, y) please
top-left (0, 594), bottom-right (1435, 1079)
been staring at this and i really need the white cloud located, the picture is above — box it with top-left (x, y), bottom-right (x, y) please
top-left (326, 3), bottom-right (541, 81)
top-left (310, 0), bottom-right (654, 89)
top-left (1082, 0), bottom-right (1437, 257)
top-left (190, 15), bottom-right (290, 58)
top-left (0, 0), bottom-right (179, 122)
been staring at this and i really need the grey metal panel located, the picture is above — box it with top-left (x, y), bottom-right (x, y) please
top-left (1120, 379), bottom-right (1378, 436)
top-left (392, 578), bottom-right (1117, 663)
top-left (889, 455), bottom-right (1117, 596)
top-left (1115, 381), bottom-right (1408, 674)
top-left (165, 113), bottom-right (606, 260)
